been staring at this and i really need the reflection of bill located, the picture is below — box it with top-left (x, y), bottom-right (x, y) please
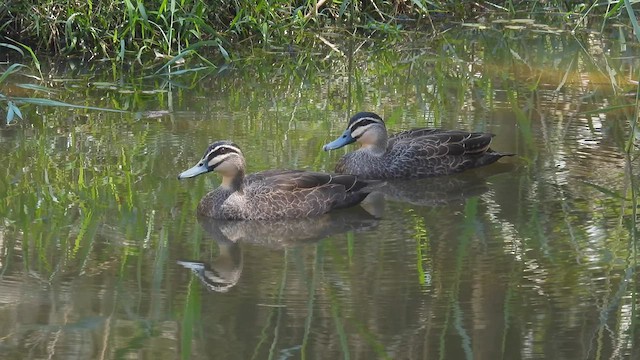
top-left (177, 256), bottom-right (241, 293)
top-left (176, 208), bottom-right (379, 292)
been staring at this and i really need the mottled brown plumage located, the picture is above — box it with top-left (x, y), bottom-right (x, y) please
top-left (178, 140), bottom-right (380, 220)
top-left (323, 112), bottom-right (513, 179)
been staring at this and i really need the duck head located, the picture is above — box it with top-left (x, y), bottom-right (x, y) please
top-left (178, 140), bottom-right (246, 186)
top-left (323, 112), bottom-right (388, 152)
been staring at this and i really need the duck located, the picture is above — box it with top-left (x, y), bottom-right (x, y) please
top-left (178, 140), bottom-right (380, 220)
top-left (323, 111), bottom-right (513, 179)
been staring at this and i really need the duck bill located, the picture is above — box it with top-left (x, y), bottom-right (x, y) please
top-left (323, 129), bottom-right (355, 151)
top-left (178, 161), bottom-right (209, 179)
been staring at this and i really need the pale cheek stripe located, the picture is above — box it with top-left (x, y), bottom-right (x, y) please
top-left (349, 117), bottom-right (382, 132)
top-left (208, 158), bottom-right (220, 168)
top-left (208, 155), bottom-right (227, 168)
top-left (208, 153), bottom-right (240, 168)
top-left (351, 124), bottom-right (374, 138)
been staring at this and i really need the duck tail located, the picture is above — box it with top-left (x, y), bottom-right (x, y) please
top-left (486, 147), bottom-right (516, 156)
top-left (477, 149), bottom-right (515, 167)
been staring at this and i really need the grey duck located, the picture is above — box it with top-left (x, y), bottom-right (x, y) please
top-left (178, 140), bottom-right (380, 220)
top-left (323, 111), bottom-right (513, 180)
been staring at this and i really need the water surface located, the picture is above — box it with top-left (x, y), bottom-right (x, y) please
top-left (1, 24), bottom-right (639, 359)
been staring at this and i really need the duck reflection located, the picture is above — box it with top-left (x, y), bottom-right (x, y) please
top-left (176, 236), bottom-right (242, 293)
top-left (361, 163), bottom-right (515, 215)
top-left (177, 208), bottom-right (379, 292)
top-left (377, 175), bottom-right (488, 206)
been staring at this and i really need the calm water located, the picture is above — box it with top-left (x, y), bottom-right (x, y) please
top-left (1, 25), bottom-right (639, 359)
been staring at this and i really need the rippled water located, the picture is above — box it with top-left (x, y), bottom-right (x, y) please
top-left (1, 26), bottom-right (639, 359)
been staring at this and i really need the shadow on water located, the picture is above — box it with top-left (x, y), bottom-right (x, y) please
top-left (1, 19), bottom-right (639, 360)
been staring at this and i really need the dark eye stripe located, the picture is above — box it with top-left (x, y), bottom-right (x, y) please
top-left (205, 145), bottom-right (241, 161)
top-left (214, 146), bottom-right (239, 156)
top-left (349, 117), bottom-right (381, 131)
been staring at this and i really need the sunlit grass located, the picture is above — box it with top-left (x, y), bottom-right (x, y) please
top-left (1, 0), bottom-right (631, 61)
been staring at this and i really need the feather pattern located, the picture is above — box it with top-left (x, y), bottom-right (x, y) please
top-left (179, 140), bottom-right (380, 220)
top-left (325, 112), bottom-right (513, 179)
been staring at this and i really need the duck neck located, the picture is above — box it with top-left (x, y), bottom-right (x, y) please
top-left (361, 132), bottom-right (388, 156)
top-left (221, 169), bottom-right (245, 193)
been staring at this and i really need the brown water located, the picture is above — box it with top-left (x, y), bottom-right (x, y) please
top-left (1, 25), bottom-right (639, 359)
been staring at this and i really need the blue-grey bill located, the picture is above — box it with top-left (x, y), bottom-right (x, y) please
top-left (178, 162), bottom-right (208, 179)
top-left (323, 129), bottom-right (355, 151)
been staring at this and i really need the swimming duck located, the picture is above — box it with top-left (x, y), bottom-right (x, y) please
top-left (323, 112), bottom-right (513, 179)
top-left (178, 140), bottom-right (380, 220)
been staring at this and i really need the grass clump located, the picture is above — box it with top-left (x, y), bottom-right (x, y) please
top-left (1, 0), bottom-right (638, 124)
top-left (1, 0), bottom-right (627, 61)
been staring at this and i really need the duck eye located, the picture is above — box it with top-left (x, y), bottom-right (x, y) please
top-left (219, 147), bottom-right (227, 154)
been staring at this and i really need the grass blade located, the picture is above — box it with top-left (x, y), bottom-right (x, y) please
top-left (12, 97), bottom-right (128, 113)
top-left (0, 63), bottom-right (25, 83)
top-left (0, 43), bottom-right (24, 56)
top-left (625, 0), bottom-right (640, 42)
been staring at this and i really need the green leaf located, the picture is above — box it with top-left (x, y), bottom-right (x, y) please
top-left (0, 43), bottom-right (24, 56)
top-left (8, 40), bottom-right (42, 79)
top-left (581, 181), bottom-right (627, 200)
top-left (339, 0), bottom-right (350, 18)
top-left (65, 13), bottom-right (81, 35)
top-left (11, 97), bottom-right (127, 113)
top-left (138, 1), bottom-right (148, 21)
top-left (16, 83), bottom-right (60, 93)
top-left (118, 40), bottom-right (125, 61)
top-left (154, 50), bottom-right (192, 74)
top-left (624, 0), bottom-right (640, 42)
top-left (0, 63), bottom-right (25, 84)
top-left (165, 66), bottom-right (210, 75)
top-left (6, 103), bottom-right (15, 124)
top-left (11, 102), bottom-right (23, 120)
top-left (218, 43), bottom-right (230, 61)
top-left (411, 0), bottom-right (428, 13)
top-left (124, 0), bottom-right (135, 11)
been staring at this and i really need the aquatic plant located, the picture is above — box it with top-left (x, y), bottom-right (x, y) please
top-left (0, 42), bottom-right (129, 123)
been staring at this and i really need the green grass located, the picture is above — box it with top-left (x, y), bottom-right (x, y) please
top-left (2, 0), bottom-right (638, 123)
top-left (0, 0), bottom-right (629, 61)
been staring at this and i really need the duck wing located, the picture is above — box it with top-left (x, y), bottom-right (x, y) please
top-left (244, 170), bottom-right (303, 185)
top-left (389, 128), bottom-right (445, 146)
top-left (266, 171), bottom-right (375, 193)
top-left (392, 129), bottom-right (495, 157)
top-left (243, 171), bottom-right (377, 218)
